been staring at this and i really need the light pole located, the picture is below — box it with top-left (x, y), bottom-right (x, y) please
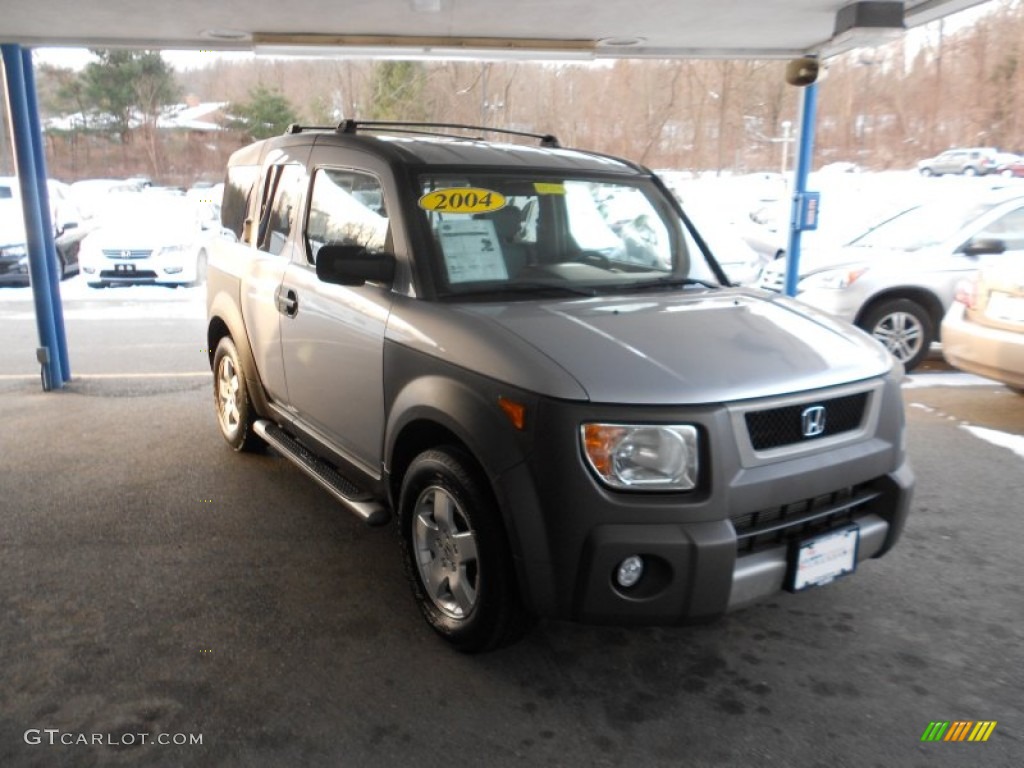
top-left (780, 120), bottom-right (793, 175)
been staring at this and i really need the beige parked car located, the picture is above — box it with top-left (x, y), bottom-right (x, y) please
top-left (942, 264), bottom-right (1024, 392)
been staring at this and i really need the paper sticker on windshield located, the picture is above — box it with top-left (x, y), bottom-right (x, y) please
top-left (418, 188), bottom-right (506, 214)
top-left (534, 182), bottom-right (566, 195)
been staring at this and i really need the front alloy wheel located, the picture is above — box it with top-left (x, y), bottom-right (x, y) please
top-left (398, 447), bottom-right (532, 652)
top-left (861, 298), bottom-right (934, 372)
top-left (212, 336), bottom-right (263, 452)
top-left (412, 486), bottom-right (479, 619)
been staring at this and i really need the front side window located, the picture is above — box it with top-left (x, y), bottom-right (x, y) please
top-left (305, 168), bottom-right (388, 263)
top-left (976, 206), bottom-right (1024, 251)
top-left (258, 164), bottom-right (305, 256)
top-left (221, 165), bottom-right (259, 240)
top-left (416, 173), bottom-right (717, 298)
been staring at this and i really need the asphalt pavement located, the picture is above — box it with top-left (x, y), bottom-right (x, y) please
top-left (0, 281), bottom-right (1021, 767)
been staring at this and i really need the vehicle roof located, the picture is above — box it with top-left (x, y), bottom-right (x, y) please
top-left (904, 184), bottom-right (1024, 209)
top-left (238, 130), bottom-right (646, 176)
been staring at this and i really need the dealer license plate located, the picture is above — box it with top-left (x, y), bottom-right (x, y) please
top-left (985, 292), bottom-right (1024, 323)
top-left (788, 525), bottom-right (859, 592)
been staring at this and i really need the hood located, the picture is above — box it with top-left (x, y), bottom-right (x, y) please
top-left (85, 220), bottom-right (197, 251)
top-left (455, 289), bottom-right (892, 404)
top-left (763, 246), bottom-right (886, 279)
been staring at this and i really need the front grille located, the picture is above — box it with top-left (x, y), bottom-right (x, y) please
top-left (99, 269), bottom-right (158, 280)
top-left (732, 482), bottom-right (881, 554)
top-left (745, 392), bottom-right (868, 450)
top-left (103, 249), bottom-right (153, 260)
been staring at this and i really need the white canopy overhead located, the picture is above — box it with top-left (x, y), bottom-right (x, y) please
top-left (1, 0), bottom-right (992, 59)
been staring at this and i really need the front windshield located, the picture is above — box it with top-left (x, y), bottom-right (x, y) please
top-left (416, 172), bottom-right (719, 297)
top-left (849, 199), bottom-right (995, 251)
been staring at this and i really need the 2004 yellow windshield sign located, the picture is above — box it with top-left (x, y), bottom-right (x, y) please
top-left (418, 188), bottom-right (506, 214)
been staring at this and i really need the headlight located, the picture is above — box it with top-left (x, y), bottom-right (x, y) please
top-left (797, 267), bottom-right (868, 292)
top-left (581, 423), bottom-right (699, 491)
top-left (157, 244), bottom-right (190, 258)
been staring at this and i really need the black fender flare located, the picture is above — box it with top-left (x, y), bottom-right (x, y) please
top-left (384, 375), bottom-right (557, 615)
top-left (207, 291), bottom-right (272, 420)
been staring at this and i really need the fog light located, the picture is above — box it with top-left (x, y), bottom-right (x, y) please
top-left (83, 267), bottom-right (96, 274)
top-left (616, 555), bottom-right (644, 588)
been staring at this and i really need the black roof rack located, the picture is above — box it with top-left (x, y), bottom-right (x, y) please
top-left (286, 120), bottom-right (560, 148)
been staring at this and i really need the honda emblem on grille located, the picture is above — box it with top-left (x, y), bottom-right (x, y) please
top-left (801, 405), bottom-right (826, 438)
top-left (122, 250), bottom-right (132, 259)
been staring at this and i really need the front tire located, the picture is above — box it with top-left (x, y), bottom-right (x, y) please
top-left (212, 336), bottom-right (264, 452)
top-left (860, 298), bottom-right (934, 372)
top-left (398, 447), bottom-right (531, 652)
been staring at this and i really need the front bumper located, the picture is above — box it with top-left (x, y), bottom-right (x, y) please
top-left (494, 373), bottom-right (913, 624)
top-left (81, 250), bottom-right (194, 284)
top-left (793, 287), bottom-right (863, 324)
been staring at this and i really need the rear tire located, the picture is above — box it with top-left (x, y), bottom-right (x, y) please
top-left (212, 336), bottom-right (264, 453)
top-left (398, 446), bottom-right (532, 652)
top-left (860, 298), bottom-right (934, 372)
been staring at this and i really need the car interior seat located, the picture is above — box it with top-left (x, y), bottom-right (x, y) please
top-left (478, 205), bottom-right (530, 277)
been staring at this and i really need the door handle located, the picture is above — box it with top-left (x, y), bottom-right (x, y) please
top-left (276, 287), bottom-right (299, 317)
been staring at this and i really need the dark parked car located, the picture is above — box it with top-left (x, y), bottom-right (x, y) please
top-left (0, 177), bottom-right (87, 285)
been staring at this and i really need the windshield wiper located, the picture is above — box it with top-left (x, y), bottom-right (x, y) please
top-left (619, 276), bottom-right (721, 292)
top-left (450, 281), bottom-right (599, 299)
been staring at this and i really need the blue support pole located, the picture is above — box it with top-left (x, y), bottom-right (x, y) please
top-left (1, 44), bottom-right (66, 389)
top-left (784, 81), bottom-right (819, 297)
top-left (22, 47), bottom-right (71, 382)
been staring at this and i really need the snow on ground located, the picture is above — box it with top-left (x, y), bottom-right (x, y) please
top-left (961, 424), bottom-right (1024, 461)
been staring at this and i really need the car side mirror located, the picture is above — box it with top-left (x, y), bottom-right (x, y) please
top-left (961, 237), bottom-right (1006, 257)
top-left (316, 244), bottom-right (395, 286)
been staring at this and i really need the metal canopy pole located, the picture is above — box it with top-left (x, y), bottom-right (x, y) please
top-left (1, 44), bottom-right (69, 389)
top-left (22, 48), bottom-right (71, 382)
top-left (784, 80), bottom-right (819, 297)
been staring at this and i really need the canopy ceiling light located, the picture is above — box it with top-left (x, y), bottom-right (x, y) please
top-left (821, 1), bottom-right (905, 56)
top-left (252, 33), bottom-right (597, 60)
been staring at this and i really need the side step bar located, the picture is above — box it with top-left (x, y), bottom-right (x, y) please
top-left (254, 420), bottom-right (390, 526)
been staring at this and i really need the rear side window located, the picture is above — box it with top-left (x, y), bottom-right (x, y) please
top-left (221, 165), bottom-right (259, 240)
top-left (304, 168), bottom-right (388, 263)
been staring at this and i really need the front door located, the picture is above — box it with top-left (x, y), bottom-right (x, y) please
top-left (279, 166), bottom-right (393, 476)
